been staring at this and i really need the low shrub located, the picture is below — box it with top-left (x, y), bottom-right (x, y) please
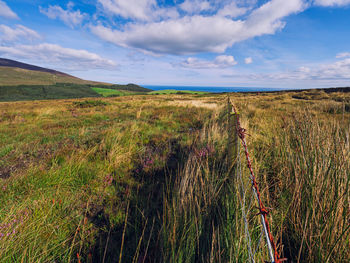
top-left (73, 100), bottom-right (109, 108)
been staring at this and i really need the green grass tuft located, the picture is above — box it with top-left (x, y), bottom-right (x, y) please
top-left (73, 99), bottom-right (109, 108)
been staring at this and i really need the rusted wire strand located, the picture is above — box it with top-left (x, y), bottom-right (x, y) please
top-left (229, 98), bottom-right (286, 263)
top-left (237, 141), bottom-right (255, 263)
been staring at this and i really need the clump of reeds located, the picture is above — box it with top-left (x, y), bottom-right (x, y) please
top-left (253, 108), bottom-right (350, 262)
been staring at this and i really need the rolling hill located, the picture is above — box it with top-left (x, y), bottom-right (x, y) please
top-left (0, 58), bottom-right (107, 86)
top-left (0, 58), bottom-right (150, 101)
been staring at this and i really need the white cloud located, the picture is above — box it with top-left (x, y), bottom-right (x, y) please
top-left (336, 52), bottom-right (350, 58)
top-left (91, 0), bottom-right (306, 55)
top-left (180, 0), bottom-right (212, 14)
top-left (314, 58), bottom-right (350, 79)
top-left (245, 57), bottom-right (253, 64)
top-left (90, 16), bottom-right (244, 55)
top-left (220, 53), bottom-right (350, 88)
top-left (181, 55), bottom-right (237, 69)
top-left (292, 55), bottom-right (350, 80)
top-left (0, 1), bottom-right (18, 19)
top-left (0, 43), bottom-right (117, 70)
top-left (39, 2), bottom-right (87, 28)
top-left (0, 24), bottom-right (40, 43)
top-left (243, 0), bottom-right (307, 38)
top-left (298, 66), bottom-right (311, 73)
top-left (217, 2), bottom-right (249, 18)
top-left (313, 0), bottom-right (350, 6)
top-left (97, 0), bottom-right (172, 21)
top-left (253, 57), bottom-right (350, 81)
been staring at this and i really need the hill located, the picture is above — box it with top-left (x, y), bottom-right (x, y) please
top-left (0, 58), bottom-right (107, 86)
top-left (0, 58), bottom-right (151, 101)
top-left (0, 58), bottom-right (73, 77)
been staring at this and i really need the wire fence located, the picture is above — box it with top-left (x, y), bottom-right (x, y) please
top-left (227, 97), bottom-right (286, 263)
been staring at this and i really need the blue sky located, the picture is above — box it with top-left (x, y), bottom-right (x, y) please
top-left (0, 0), bottom-right (350, 88)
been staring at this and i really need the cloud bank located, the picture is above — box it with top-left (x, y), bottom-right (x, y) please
top-left (0, 43), bottom-right (117, 70)
top-left (244, 55), bottom-right (350, 82)
top-left (91, 0), bottom-right (307, 55)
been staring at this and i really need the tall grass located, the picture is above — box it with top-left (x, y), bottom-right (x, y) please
top-left (0, 95), bottom-right (212, 262)
top-left (270, 110), bottom-right (350, 262)
top-left (117, 109), bottom-right (271, 262)
top-left (242, 98), bottom-right (350, 262)
top-left (1, 91), bottom-right (349, 262)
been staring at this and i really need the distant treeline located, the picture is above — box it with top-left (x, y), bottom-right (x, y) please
top-left (0, 83), bottom-right (151, 102)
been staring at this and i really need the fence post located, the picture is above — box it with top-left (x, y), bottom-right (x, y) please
top-left (227, 98), bottom-right (239, 176)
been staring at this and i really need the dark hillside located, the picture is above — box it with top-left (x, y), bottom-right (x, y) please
top-left (0, 58), bottom-right (72, 77)
top-left (0, 58), bottom-right (112, 86)
top-left (0, 84), bottom-right (101, 101)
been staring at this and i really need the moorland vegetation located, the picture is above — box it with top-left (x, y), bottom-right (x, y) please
top-left (0, 89), bottom-right (349, 262)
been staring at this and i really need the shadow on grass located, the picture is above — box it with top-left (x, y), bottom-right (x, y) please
top-left (90, 140), bottom-right (192, 263)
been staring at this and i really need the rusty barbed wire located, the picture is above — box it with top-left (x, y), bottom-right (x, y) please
top-left (229, 98), bottom-right (286, 263)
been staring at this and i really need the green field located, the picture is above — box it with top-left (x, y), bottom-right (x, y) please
top-left (0, 83), bottom-right (151, 102)
top-left (92, 87), bottom-right (138, 97)
top-left (0, 84), bottom-right (102, 102)
top-left (0, 90), bottom-right (349, 262)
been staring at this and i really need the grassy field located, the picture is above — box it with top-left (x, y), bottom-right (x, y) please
top-left (0, 84), bottom-right (102, 102)
top-left (93, 88), bottom-right (206, 97)
top-left (0, 84), bottom-right (150, 102)
top-left (92, 87), bottom-right (138, 97)
top-left (0, 90), bottom-right (349, 262)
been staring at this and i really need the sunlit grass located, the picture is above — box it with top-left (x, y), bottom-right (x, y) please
top-left (92, 87), bottom-right (138, 97)
top-left (0, 90), bottom-right (349, 262)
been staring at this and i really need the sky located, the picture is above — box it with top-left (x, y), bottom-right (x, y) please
top-left (0, 0), bottom-right (350, 89)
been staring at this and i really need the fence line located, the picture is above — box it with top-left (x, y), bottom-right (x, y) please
top-left (227, 97), bottom-right (286, 263)
top-left (236, 140), bottom-right (255, 263)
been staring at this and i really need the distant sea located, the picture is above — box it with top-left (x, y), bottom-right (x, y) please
top-left (143, 85), bottom-right (285, 93)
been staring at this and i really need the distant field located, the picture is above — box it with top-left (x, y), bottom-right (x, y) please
top-left (0, 84), bottom-right (150, 102)
top-left (0, 84), bottom-right (101, 102)
top-left (92, 87), bottom-right (138, 97)
top-left (149, 89), bottom-right (209, 95)
top-left (0, 83), bottom-right (211, 102)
